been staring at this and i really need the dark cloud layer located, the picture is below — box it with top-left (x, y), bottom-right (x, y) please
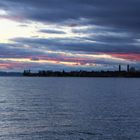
top-left (1, 0), bottom-right (140, 31)
top-left (39, 29), bottom-right (65, 34)
top-left (11, 36), bottom-right (140, 54)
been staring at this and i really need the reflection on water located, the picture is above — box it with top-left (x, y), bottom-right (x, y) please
top-left (0, 77), bottom-right (140, 140)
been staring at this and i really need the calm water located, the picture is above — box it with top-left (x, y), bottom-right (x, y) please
top-left (0, 77), bottom-right (140, 140)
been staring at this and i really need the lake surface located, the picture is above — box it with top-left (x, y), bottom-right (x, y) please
top-left (0, 77), bottom-right (140, 140)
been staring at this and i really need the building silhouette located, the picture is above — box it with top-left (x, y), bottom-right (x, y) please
top-left (119, 65), bottom-right (121, 72)
top-left (23, 64), bottom-right (140, 77)
top-left (127, 65), bottom-right (130, 72)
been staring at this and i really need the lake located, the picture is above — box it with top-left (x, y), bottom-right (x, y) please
top-left (0, 77), bottom-right (140, 140)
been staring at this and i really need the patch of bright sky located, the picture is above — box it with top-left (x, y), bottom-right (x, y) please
top-left (0, 18), bottom-right (87, 44)
top-left (0, 9), bottom-right (94, 44)
top-left (0, 9), bottom-right (7, 16)
top-left (0, 19), bottom-right (36, 43)
top-left (0, 57), bottom-right (97, 67)
top-left (43, 50), bottom-right (133, 64)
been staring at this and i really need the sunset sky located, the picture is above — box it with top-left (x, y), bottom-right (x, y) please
top-left (0, 0), bottom-right (140, 71)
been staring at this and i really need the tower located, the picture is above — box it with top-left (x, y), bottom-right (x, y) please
top-left (119, 65), bottom-right (121, 72)
top-left (127, 65), bottom-right (130, 72)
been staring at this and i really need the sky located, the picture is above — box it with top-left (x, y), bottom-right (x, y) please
top-left (0, 0), bottom-right (140, 72)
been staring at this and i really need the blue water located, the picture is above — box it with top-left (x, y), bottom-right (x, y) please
top-left (0, 77), bottom-right (140, 140)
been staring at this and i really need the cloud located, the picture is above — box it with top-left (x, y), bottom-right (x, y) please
top-left (0, 0), bottom-right (140, 31)
top-left (0, 0), bottom-right (140, 71)
top-left (11, 35), bottom-right (140, 54)
top-left (39, 29), bottom-right (65, 34)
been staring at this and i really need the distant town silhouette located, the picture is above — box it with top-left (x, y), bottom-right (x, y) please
top-left (23, 65), bottom-right (140, 77)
